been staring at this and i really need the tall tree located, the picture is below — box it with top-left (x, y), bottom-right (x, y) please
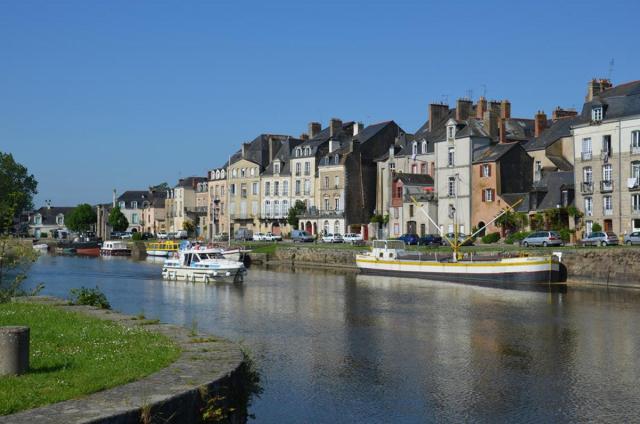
top-left (149, 182), bottom-right (169, 192)
top-left (66, 204), bottom-right (97, 233)
top-left (287, 200), bottom-right (307, 227)
top-left (108, 206), bottom-right (129, 232)
top-left (0, 152), bottom-right (38, 233)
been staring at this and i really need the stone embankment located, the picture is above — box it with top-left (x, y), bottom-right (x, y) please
top-left (1, 297), bottom-right (248, 424)
top-left (251, 246), bottom-right (640, 288)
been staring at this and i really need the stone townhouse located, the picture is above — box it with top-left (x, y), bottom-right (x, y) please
top-left (141, 189), bottom-right (167, 235)
top-left (259, 137), bottom-right (304, 236)
top-left (29, 205), bottom-right (74, 238)
top-left (207, 167), bottom-right (227, 239)
top-left (166, 177), bottom-right (208, 233)
top-left (115, 191), bottom-right (148, 233)
top-left (194, 180), bottom-right (209, 238)
top-left (227, 134), bottom-right (291, 234)
top-left (573, 79), bottom-right (640, 235)
top-left (389, 173), bottom-right (436, 237)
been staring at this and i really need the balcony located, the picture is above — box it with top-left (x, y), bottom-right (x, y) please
top-left (533, 170), bottom-right (542, 182)
top-left (600, 150), bottom-right (611, 161)
top-left (230, 213), bottom-right (254, 220)
top-left (581, 151), bottom-right (593, 161)
top-left (600, 180), bottom-right (614, 192)
top-left (581, 182), bottom-right (594, 194)
top-left (303, 190), bottom-right (311, 196)
top-left (603, 208), bottom-right (614, 216)
top-left (632, 145), bottom-right (640, 155)
top-left (633, 208), bottom-right (640, 215)
top-left (300, 208), bottom-right (345, 219)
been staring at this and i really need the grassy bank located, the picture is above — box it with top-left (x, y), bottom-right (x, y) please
top-left (0, 302), bottom-right (181, 416)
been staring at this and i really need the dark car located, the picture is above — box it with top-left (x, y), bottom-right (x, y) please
top-left (418, 234), bottom-right (443, 246)
top-left (397, 233), bottom-right (419, 245)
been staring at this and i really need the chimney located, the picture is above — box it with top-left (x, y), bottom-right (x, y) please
top-left (483, 110), bottom-right (498, 138)
top-left (268, 137), bottom-right (280, 161)
top-left (300, 133), bottom-right (309, 140)
top-left (354, 122), bottom-right (364, 136)
top-left (476, 96), bottom-right (487, 119)
top-left (499, 118), bottom-right (507, 143)
top-left (455, 98), bottom-right (473, 121)
top-left (329, 139), bottom-right (341, 153)
top-left (329, 118), bottom-right (342, 138)
top-left (551, 106), bottom-right (578, 122)
top-left (586, 78), bottom-right (613, 101)
top-left (308, 122), bottom-right (321, 138)
top-left (500, 99), bottom-right (511, 119)
top-left (489, 100), bottom-right (502, 118)
top-left (428, 103), bottom-right (449, 131)
top-left (241, 143), bottom-right (247, 158)
top-left (534, 110), bottom-right (547, 137)
top-left (112, 189), bottom-right (116, 207)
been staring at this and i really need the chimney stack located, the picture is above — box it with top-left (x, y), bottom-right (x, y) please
top-left (308, 122), bottom-right (321, 139)
top-left (489, 100), bottom-right (502, 118)
top-left (241, 143), bottom-right (247, 158)
top-left (300, 133), bottom-right (309, 140)
top-left (552, 106), bottom-right (578, 122)
top-left (483, 110), bottom-right (498, 138)
top-left (268, 136), bottom-right (280, 161)
top-left (534, 110), bottom-right (548, 137)
top-left (499, 119), bottom-right (507, 143)
top-left (476, 96), bottom-right (487, 119)
top-left (329, 118), bottom-right (342, 138)
top-left (500, 99), bottom-right (511, 119)
top-left (455, 98), bottom-right (473, 121)
top-left (586, 78), bottom-right (613, 101)
top-left (428, 103), bottom-right (449, 132)
top-left (353, 122), bottom-right (364, 136)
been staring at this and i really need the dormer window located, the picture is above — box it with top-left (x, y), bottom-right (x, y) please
top-left (295, 148), bottom-right (301, 157)
top-left (274, 162), bottom-right (280, 174)
top-left (56, 214), bottom-right (64, 226)
top-left (592, 106), bottom-right (603, 122)
top-left (221, 170), bottom-right (225, 179)
top-left (412, 142), bottom-right (418, 156)
top-left (447, 125), bottom-right (455, 140)
top-left (34, 214), bottom-right (42, 225)
top-left (421, 141), bottom-right (427, 154)
top-left (305, 147), bottom-right (311, 156)
top-left (119, 201), bottom-right (125, 209)
top-left (334, 154), bottom-right (339, 164)
top-left (131, 201), bottom-right (138, 209)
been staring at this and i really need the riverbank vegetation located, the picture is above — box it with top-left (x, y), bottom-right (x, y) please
top-left (0, 302), bottom-right (180, 416)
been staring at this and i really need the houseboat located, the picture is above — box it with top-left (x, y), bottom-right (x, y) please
top-left (162, 246), bottom-right (246, 283)
top-left (146, 240), bottom-right (179, 257)
top-left (100, 240), bottom-right (131, 256)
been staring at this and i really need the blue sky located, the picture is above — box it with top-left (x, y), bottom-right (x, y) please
top-left (2, 0), bottom-right (639, 206)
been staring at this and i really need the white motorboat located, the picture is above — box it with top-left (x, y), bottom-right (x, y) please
top-left (162, 246), bottom-right (247, 283)
top-left (100, 240), bottom-right (131, 256)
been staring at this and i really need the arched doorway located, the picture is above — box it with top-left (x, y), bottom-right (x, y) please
top-left (305, 222), bottom-right (312, 234)
top-left (477, 221), bottom-right (486, 237)
top-left (272, 222), bottom-right (281, 235)
top-left (323, 220), bottom-right (329, 235)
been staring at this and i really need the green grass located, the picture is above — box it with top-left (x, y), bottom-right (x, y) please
top-left (0, 302), bottom-right (181, 416)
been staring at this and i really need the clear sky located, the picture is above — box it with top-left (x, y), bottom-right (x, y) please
top-left (2, 0), bottom-right (639, 207)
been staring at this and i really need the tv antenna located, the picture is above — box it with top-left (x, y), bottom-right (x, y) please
top-left (440, 94), bottom-right (449, 104)
top-left (481, 84), bottom-right (487, 98)
top-left (465, 89), bottom-right (473, 100)
top-left (608, 58), bottom-right (615, 80)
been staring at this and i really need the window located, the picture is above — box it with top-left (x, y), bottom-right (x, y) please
top-left (632, 194), bottom-right (640, 213)
top-left (324, 176), bottom-right (329, 189)
top-left (283, 180), bottom-right (289, 196)
top-left (264, 200), bottom-right (271, 216)
top-left (421, 163), bottom-right (426, 174)
top-left (483, 188), bottom-right (494, 202)
top-left (282, 200), bottom-right (289, 214)
top-left (335, 197), bottom-right (340, 210)
top-left (273, 200), bottom-right (279, 216)
top-left (448, 147), bottom-right (455, 167)
top-left (583, 166), bottom-right (593, 183)
top-left (421, 141), bottom-right (427, 154)
top-left (295, 163), bottom-right (301, 176)
top-left (131, 201), bottom-right (138, 209)
top-left (396, 186), bottom-right (403, 198)
top-left (250, 167), bottom-right (255, 176)
top-left (447, 125), bottom-right (455, 140)
top-left (602, 135), bottom-right (612, 156)
top-left (585, 220), bottom-right (593, 234)
top-left (241, 183), bottom-right (247, 198)
top-left (119, 201), bottom-right (125, 209)
top-left (334, 154), bottom-right (339, 165)
top-left (582, 138), bottom-right (592, 160)
top-left (412, 142), bottom-right (418, 156)
top-left (34, 214), bottom-right (42, 225)
top-left (131, 213), bottom-right (139, 224)
top-left (274, 162), bottom-right (280, 174)
top-left (274, 181), bottom-right (279, 196)
top-left (295, 180), bottom-right (301, 195)
top-left (232, 169), bottom-right (237, 178)
top-left (324, 198), bottom-right (330, 210)
top-left (633, 131), bottom-right (640, 153)
top-left (481, 164), bottom-right (491, 177)
top-left (265, 182), bottom-right (270, 196)
top-left (295, 148), bottom-right (301, 157)
top-left (393, 207), bottom-right (399, 219)
top-left (334, 221), bottom-right (340, 234)
top-left (389, 162), bottom-right (395, 171)
top-left (632, 161), bottom-right (640, 182)
top-left (603, 164), bottom-right (612, 181)
top-left (335, 176), bottom-right (339, 188)
top-left (561, 190), bottom-right (569, 207)
top-left (304, 162), bottom-right (311, 176)
top-left (603, 195), bottom-right (613, 215)
top-left (534, 161), bottom-right (542, 181)
top-left (304, 179), bottom-right (310, 195)
top-left (252, 182), bottom-right (258, 195)
top-left (240, 168), bottom-right (246, 178)
top-left (592, 106), bottom-right (603, 121)
top-left (221, 186), bottom-right (225, 197)
top-left (448, 177), bottom-right (456, 197)
top-left (305, 147), bottom-right (311, 156)
top-left (56, 214), bottom-right (64, 226)
top-left (409, 204), bottom-right (414, 217)
top-left (412, 164), bottom-right (418, 173)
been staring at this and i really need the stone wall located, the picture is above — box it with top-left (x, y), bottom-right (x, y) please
top-left (561, 248), bottom-right (640, 288)
top-left (272, 246), bottom-right (360, 267)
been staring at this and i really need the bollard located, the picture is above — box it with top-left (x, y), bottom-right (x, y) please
top-left (0, 326), bottom-right (30, 376)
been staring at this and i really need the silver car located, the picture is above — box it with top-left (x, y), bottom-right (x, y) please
top-left (521, 231), bottom-right (564, 247)
top-left (623, 231), bottom-right (640, 245)
top-left (580, 231), bottom-right (619, 246)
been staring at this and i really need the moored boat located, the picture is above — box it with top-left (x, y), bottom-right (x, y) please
top-left (145, 240), bottom-right (179, 257)
top-left (100, 240), bottom-right (131, 256)
top-left (356, 240), bottom-right (565, 285)
top-left (162, 246), bottom-right (246, 283)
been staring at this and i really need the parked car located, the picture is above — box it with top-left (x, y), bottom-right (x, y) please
top-left (252, 232), bottom-right (266, 241)
top-left (157, 232), bottom-right (168, 240)
top-left (623, 231), bottom-right (640, 245)
top-left (264, 232), bottom-right (283, 242)
top-left (234, 228), bottom-right (253, 241)
top-left (213, 232), bottom-right (229, 241)
top-left (291, 230), bottom-right (314, 242)
top-left (418, 234), bottom-right (443, 246)
top-left (175, 230), bottom-right (188, 239)
top-left (343, 233), bottom-right (363, 244)
top-left (110, 231), bottom-right (123, 239)
top-left (397, 233), bottom-right (419, 245)
top-left (120, 232), bottom-right (133, 239)
top-left (580, 231), bottom-right (619, 246)
top-left (521, 231), bottom-right (563, 247)
top-left (322, 233), bottom-right (343, 243)
top-left (441, 233), bottom-right (474, 246)
top-left (167, 232), bottom-right (177, 240)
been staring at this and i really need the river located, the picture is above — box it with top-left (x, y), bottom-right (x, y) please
top-left (24, 254), bottom-right (640, 423)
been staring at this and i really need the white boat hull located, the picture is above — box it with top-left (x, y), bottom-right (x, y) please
top-left (147, 250), bottom-right (170, 257)
top-left (162, 265), bottom-right (246, 283)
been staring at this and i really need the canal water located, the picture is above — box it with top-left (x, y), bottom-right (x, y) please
top-left (24, 255), bottom-right (640, 423)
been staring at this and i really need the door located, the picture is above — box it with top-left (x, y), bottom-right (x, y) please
top-left (407, 221), bottom-right (417, 234)
top-left (604, 219), bottom-right (613, 232)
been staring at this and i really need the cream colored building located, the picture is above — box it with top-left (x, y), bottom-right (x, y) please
top-left (207, 167), bottom-right (228, 239)
top-left (227, 158), bottom-right (261, 233)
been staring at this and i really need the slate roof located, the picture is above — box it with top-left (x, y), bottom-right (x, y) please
top-left (533, 171), bottom-right (574, 210)
top-left (395, 173), bottom-right (434, 186)
top-left (525, 115), bottom-right (582, 151)
top-left (117, 190), bottom-right (150, 202)
top-left (500, 193), bottom-right (530, 212)
top-left (473, 142), bottom-right (519, 164)
top-left (261, 138), bottom-right (304, 176)
top-left (504, 118), bottom-right (535, 142)
top-left (174, 177), bottom-right (207, 189)
top-left (30, 207), bottom-right (75, 225)
top-left (579, 80), bottom-right (640, 123)
top-left (225, 134), bottom-right (293, 168)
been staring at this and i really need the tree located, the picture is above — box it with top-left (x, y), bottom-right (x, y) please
top-left (66, 203), bottom-right (97, 233)
top-left (287, 200), bottom-right (306, 227)
top-left (0, 236), bottom-right (39, 303)
top-left (0, 152), bottom-right (38, 233)
top-left (592, 222), bottom-right (602, 232)
top-left (108, 206), bottom-right (129, 232)
top-left (183, 220), bottom-right (195, 236)
top-left (149, 182), bottom-right (170, 192)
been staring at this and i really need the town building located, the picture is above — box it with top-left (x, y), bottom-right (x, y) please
top-left (115, 191), bottom-right (149, 233)
top-left (207, 167), bottom-right (227, 239)
top-left (390, 173), bottom-right (436, 237)
top-left (572, 79), bottom-right (640, 235)
top-left (166, 177), bottom-right (208, 233)
top-left (28, 205), bottom-right (74, 238)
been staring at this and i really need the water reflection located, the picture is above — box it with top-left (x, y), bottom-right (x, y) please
top-left (24, 255), bottom-right (640, 423)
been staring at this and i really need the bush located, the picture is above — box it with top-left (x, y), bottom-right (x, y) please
top-left (505, 231), bottom-right (530, 245)
top-left (132, 232), bottom-right (143, 241)
top-left (481, 232), bottom-right (500, 244)
top-left (592, 222), bottom-right (602, 232)
top-left (40, 232), bottom-right (48, 238)
top-left (69, 286), bottom-right (111, 309)
top-left (558, 228), bottom-right (571, 242)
